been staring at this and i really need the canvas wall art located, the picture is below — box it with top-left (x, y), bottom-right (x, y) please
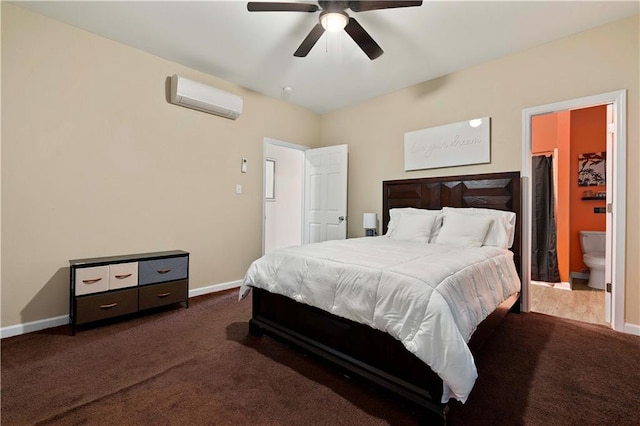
top-left (578, 152), bottom-right (606, 186)
top-left (404, 117), bottom-right (490, 171)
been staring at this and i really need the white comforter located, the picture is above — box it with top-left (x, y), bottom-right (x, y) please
top-left (239, 237), bottom-right (521, 403)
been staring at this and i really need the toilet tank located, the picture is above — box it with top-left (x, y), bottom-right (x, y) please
top-left (579, 231), bottom-right (606, 254)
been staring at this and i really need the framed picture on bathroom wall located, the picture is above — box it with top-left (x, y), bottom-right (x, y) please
top-left (578, 152), bottom-right (606, 186)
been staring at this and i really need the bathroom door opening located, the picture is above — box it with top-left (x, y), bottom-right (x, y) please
top-left (521, 90), bottom-right (627, 332)
top-left (529, 109), bottom-right (607, 325)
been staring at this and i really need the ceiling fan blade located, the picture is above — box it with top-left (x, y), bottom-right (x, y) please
top-left (344, 18), bottom-right (383, 60)
top-left (294, 24), bottom-right (326, 57)
top-left (348, 1), bottom-right (422, 12)
top-left (247, 2), bottom-right (319, 12)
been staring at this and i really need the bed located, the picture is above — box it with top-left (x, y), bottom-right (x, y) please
top-left (241, 171), bottom-right (521, 421)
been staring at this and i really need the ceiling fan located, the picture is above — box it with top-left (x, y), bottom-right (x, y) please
top-left (247, 1), bottom-right (423, 60)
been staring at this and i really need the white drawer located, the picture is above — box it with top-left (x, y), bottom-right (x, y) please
top-left (109, 262), bottom-right (138, 290)
top-left (75, 265), bottom-right (109, 296)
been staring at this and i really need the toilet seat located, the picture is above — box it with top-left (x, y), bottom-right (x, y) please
top-left (584, 252), bottom-right (605, 267)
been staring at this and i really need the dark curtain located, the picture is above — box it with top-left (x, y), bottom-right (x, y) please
top-left (531, 155), bottom-right (561, 282)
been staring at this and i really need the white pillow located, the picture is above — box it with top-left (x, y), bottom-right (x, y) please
top-left (436, 210), bottom-right (493, 248)
top-left (386, 208), bottom-right (442, 242)
top-left (442, 207), bottom-right (516, 248)
top-left (390, 214), bottom-right (437, 243)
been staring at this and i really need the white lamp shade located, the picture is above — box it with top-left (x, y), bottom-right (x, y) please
top-left (363, 213), bottom-right (377, 229)
top-left (320, 11), bottom-right (348, 33)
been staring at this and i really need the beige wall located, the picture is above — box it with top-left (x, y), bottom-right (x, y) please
top-left (1, 4), bottom-right (321, 327)
top-left (321, 15), bottom-right (640, 325)
top-left (2, 4), bottom-right (639, 330)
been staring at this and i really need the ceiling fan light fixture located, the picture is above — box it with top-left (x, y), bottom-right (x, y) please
top-left (320, 11), bottom-right (348, 32)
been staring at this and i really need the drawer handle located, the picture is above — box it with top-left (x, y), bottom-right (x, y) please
top-left (114, 273), bottom-right (132, 279)
top-left (157, 268), bottom-right (172, 274)
top-left (157, 292), bottom-right (171, 298)
top-left (82, 278), bottom-right (102, 285)
top-left (99, 302), bottom-right (118, 309)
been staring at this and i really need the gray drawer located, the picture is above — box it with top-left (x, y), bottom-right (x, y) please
top-left (138, 255), bottom-right (188, 285)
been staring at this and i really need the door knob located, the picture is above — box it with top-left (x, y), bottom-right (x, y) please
top-left (338, 216), bottom-right (345, 223)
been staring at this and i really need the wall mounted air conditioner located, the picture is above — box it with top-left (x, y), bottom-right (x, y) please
top-left (169, 74), bottom-right (243, 120)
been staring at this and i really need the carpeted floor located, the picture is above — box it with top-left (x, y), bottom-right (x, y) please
top-left (2, 289), bottom-right (639, 425)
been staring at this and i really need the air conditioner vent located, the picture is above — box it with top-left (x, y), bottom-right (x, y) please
top-left (169, 74), bottom-right (243, 120)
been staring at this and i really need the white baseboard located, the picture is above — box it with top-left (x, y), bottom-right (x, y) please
top-left (1, 280), bottom-right (243, 339)
top-left (189, 280), bottom-right (241, 297)
top-left (1, 315), bottom-right (69, 339)
top-left (531, 281), bottom-right (572, 291)
top-left (623, 322), bottom-right (640, 336)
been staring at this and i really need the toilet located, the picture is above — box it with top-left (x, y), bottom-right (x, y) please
top-left (579, 231), bottom-right (606, 290)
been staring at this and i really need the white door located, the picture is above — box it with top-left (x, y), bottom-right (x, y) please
top-left (304, 144), bottom-right (348, 243)
top-left (604, 106), bottom-right (614, 323)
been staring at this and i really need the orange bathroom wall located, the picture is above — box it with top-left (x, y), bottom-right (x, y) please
top-left (532, 113), bottom-right (558, 153)
top-left (569, 105), bottom-right (607, 274)
top-left (532, 112), bottom-right (570, 282)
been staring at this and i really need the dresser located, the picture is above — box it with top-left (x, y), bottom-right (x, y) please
top-left (69, 250), bottom-right (189, 334)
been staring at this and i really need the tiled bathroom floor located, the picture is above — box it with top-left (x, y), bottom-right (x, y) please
top-left (530, 278), bottom-right (608, 326)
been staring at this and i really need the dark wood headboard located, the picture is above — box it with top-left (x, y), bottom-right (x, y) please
top-left (382, 171), bottom-right (521, 275)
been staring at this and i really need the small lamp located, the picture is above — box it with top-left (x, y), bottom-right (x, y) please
top-left (363, 213), bottom-right (377, 237)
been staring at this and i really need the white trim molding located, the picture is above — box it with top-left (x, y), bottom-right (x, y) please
top-left (1, 315), bottom-right (69, 339)
top-left (623, 322), bottom-right (640, 337)
top-left (521, 90), bottom-right (627, 333)
top-left (1, 280), bottom-right (242, 339)
top-left (188, 280), bottom-right (241, 298)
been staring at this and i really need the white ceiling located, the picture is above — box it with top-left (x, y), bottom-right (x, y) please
top-left (15, 1), bottom-right (639, 113)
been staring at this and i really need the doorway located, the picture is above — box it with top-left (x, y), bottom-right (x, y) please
top-left (262, 138), bottom-right (307, 254)
top-left (262, 139), bottom-right (350, 255)
top-left (530, 106), bottom-right (609, 325)
top-left (521, 90), bottom-right (627, 332)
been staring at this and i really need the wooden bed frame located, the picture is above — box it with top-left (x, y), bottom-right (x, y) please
top-left (248, 171), bottom-right (521, 422)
